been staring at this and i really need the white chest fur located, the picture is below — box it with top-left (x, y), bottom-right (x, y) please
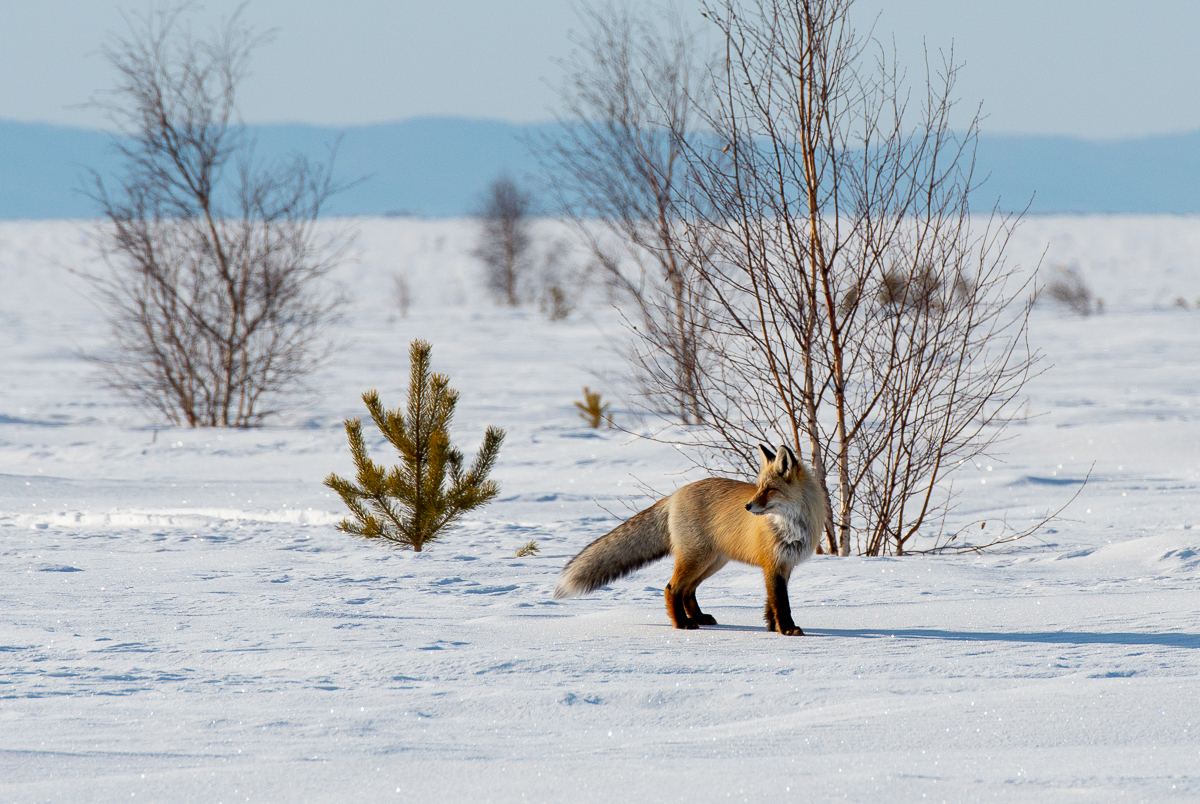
top-left (767, 512), bottom-right (815, 567)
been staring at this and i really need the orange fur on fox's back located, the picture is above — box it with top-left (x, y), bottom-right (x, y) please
top-left (665, 478), bottom-right (780, 566)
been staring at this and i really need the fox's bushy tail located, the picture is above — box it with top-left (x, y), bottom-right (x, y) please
top-left (553, 500), bottom-right (670, 599)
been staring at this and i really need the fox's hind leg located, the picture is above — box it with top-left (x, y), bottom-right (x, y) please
top-left (682, 556), bottom-right (728, 626)
top-left (664, 581), bottom-right (696, 629)
top-left (666, 554), bottom-right (724, 629)
top-left (683, 591), bottom-right (717, 626)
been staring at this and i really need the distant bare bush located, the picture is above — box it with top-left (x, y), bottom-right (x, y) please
top-left (82, 4), bottom-right (350, 427)
top-left (537, 3), bottom-right (715, 425)
top-left (392, 271), bottom-right (412, 318)
top-left (543, 285), bottom-right (573, 321)
top-left (1042, 265), bottom-right (1093, 316)
top-left (878, 265), bottom-right (945, 313)
top-left (537, 239), bottom-right (581, 321)
top-left (475, 176), bottom-right (535, 306)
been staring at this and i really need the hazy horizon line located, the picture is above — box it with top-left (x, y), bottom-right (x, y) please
top-left (4, 115), bottom-right (1200, 145)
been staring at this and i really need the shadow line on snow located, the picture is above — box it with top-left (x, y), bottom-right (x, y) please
top-left (810, 627), bottom-right (1200, 649)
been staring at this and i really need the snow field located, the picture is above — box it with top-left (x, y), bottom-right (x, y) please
top-left (2, 216), bottom-right (1199, 802)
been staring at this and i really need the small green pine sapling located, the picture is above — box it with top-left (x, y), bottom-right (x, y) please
top-left (325, 340), bottom-right (505, 552)
top-left (574, 386), bottom-right (612, 428)
top-left (514, 540), bottom-right (540, 557)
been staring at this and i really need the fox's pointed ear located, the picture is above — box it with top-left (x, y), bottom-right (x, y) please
top-left (758, 444), bottom-right (776, 468)
top-left (775, 444), bottom-right (796, 475)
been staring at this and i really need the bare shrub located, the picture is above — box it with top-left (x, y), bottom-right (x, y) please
top-left (681, 0), bottom-right (1039, 556)
top-left (554, 0), bottom-right (1040, 556)
top-left (82, 5), bottom-right (350, 427)
top-left (1042, 265), bottom-right (1093, 316)
top-left (475, 176), bottom-right (535, 306)
top-left (537, 239), bottom-right (580, 321)
top-left (392, 271), bottom-right (412, 318)
top-left (877, 270), bottom-right (909, 308)
top-left (543, 285), bottom-right (573, 321)
top-left (536, 3), bottom-right (715, 424)
top-left (877, 266), bottom-right (948, 313)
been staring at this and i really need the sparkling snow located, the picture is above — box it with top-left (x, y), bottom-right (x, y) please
top-left (2, 216), bottom-right (1199, 801)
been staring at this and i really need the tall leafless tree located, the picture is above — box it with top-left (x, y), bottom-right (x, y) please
top-left (536, 3), bottom-right (715, 424)
top-left (550, 0), bottom-right (1040, 555)
top-left (475, 175), bottom-right (535, 307)
top-left (680, 0), bottom-right (1039, 555)
top-left (82, 4), bottom-right (350, 427)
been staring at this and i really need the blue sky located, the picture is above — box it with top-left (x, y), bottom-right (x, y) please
top-left (5, 0), bottom-right (1199, 139)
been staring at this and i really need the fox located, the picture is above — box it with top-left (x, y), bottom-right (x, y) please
top-left (554, 443), bottom-right (826, 635)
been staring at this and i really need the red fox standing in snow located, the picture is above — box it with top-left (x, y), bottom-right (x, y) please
top-left (554, 444), bottom-right (826, 635)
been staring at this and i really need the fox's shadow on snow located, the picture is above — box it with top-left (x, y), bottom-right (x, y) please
top-left (810, 628), bottom-right (1200, 649)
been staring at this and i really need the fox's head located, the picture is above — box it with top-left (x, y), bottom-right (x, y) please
top-left (745, 443), bottom-right (807, 515)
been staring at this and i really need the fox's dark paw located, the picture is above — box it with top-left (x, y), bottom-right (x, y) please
top-left (672, 620), bottom-right (700, 630)
top-left (779, 626), bottom-right (805, 636)
top-left (695, 614), bottom-right (718, 626)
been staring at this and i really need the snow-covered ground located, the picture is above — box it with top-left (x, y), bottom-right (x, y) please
top-left (2, 216), bottom-right (1199, 802)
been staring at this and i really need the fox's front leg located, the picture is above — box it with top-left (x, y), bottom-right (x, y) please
top-left (763, 569), bottom-right (803, 636)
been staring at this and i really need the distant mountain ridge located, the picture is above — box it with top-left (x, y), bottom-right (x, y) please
top-left (2, 117), bottom-right (1198, 218)
top-left (974, 130), bottom-right (1200, 215)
